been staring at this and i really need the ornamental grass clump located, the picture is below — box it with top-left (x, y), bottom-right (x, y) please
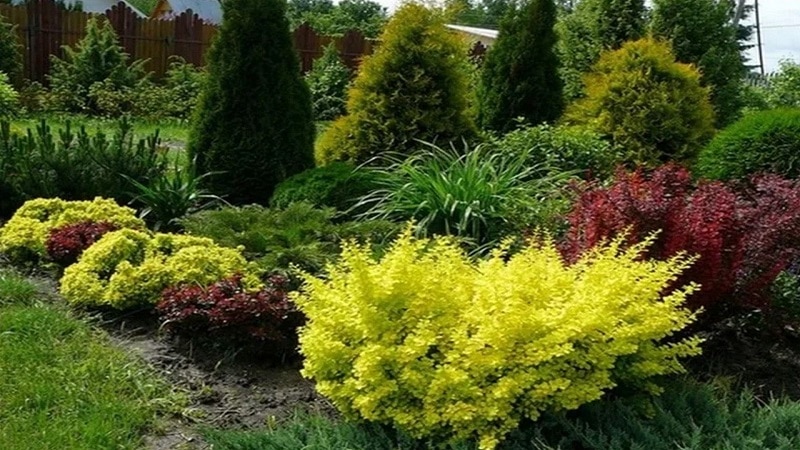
top-left (355, 142), bottom-right (570, 249)
top-left (60, 229), bottom-right (259, 309)
top-left (0, 197), bottom-right (144, 262)
top-left (295, 228), bottom-right (701, 450)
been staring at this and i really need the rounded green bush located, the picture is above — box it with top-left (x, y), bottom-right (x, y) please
top-left (491, 124), bottom-right (620, 179)
top-left (60, 229), bottom-right (260, 309)
top-left (0, 72), bottom-right (18, 118)
top-left (270, 163), bottom-right (380, 213)
top-left (695, 109), bottom-right (800, 180)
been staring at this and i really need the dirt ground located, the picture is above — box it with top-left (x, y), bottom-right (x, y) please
top-left (96, 311), bottom-right (335, 450)
top-left (687, 316), bottom-right (800, 401)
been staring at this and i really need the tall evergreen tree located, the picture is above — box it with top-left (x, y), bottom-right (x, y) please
top-left (651, 0), bottom-right (748, 127)
top-left (314, 3), bottom-right (474, 165)
top-left (477, 0), bottom-right (563, 132)
top-left (188, 0), bottom-right (315, 205)
top-left (597, 0), bottom-right (646, 49)
top-left (556, 0), bottom-right (646, 100)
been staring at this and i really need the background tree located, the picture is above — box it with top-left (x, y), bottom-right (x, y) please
top-left (565, 38), bottom-right (715, 165)
top-left (556, 0), bottom-right (646, 100)
top-left (477, 0), bottom-right (563, 131)
top-left (761, 59), bottom-right (800, 109)
top-left (314, 3), bottom-right (474, 164)
top-left (287, 0), bottom-right (334, 28)
top-left (651, 0), bottom-right (748, 127)
top-left (596, 0), bottom-right (646, 49)
top-left (289, 0), bottom-right (387, 38)
top-left (188, 0), bottom-right (314, 204)
top-left (306, 43), bottom-right (351, 121)
top-left (0, 12), bottom-right (21, 82)
top-left (445, 0), bottom-right (517, 28)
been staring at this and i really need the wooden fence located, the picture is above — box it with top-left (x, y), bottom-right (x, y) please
top-left (0, 0), bottom-right (375, 84)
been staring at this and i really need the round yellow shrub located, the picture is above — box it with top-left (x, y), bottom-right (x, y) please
top-left (565, 38), bottom-right (715, 165)
top-left (0, 197), bottom-right (145, 261)
top-left (295, 229), bottom-right (702, 449)
top-left (60, 229), bottom-right (260, 309)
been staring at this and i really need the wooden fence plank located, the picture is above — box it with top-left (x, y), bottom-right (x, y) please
top-left (2, 0), bottom-right (374, 84)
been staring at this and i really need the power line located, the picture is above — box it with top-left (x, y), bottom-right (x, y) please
top-left (761, 24), bottom-right (800, 29)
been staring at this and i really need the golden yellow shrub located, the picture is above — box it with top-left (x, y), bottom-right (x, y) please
top-left (295, 229), bottom-right (701, 449)
top-left (60, 229), bottom-right (260, 309)
top-left (0, 197), bottom-right (144, 261)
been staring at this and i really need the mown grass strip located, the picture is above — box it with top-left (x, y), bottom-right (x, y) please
top-left (0, 271), bottom-right (180, 450)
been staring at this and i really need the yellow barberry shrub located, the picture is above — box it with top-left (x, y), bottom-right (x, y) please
top-left (60, 229), bottom-right (260, 309)
top-left (295, 229), bottom-right (702, 450)
top-left (0, 197), bottom-right (145, 261)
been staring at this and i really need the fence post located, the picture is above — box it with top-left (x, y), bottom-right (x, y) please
top-left (294, 23), bottom-right (323, 74)
top-left (106, 2), bottom-right (139, 58)
top-left (339, 29), bottom-right (368, 71)
top-left (26, 0), bottom-right (40, 82)
top-left (174, 9), bottom-right (204, 67)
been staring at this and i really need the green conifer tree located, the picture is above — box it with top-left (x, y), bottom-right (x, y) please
top-left (565, 38), bottom-right (715, 165)
top-left (597, 0), bottom-right (646, 49)
top-left (49, 17), bottom-right (146, 113)
top-left (306, 43), bottom-right (351, 121)
top-left (188, 0), bottom-right (315, 204)
top-left (477, 0), bottom-right (563, 132)
top-left (556, 0), bottom-right (646, 100)
top-left (651, 0), bottom-right (747, 127)
top-left (314, 3), bottom-right (474, 165)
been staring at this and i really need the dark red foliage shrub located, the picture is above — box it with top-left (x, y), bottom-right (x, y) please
top-left (562, 164), bottom-right (800, 314)
top-left (156, 274), bottom-right (302, 349)
top-left (45, 221), bottom-right (119, 266)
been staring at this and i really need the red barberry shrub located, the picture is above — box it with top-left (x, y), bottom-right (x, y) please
top-left (563, 164), bottom-right (800, 315)
top-left (156, 274), bottom-right (302, 350)
top-left (45, 221), bottom-right (119, 266)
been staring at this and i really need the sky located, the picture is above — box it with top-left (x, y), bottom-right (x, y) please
top-left (368, 0), bottom-right (800, 73)
top-left (745, 0), bottom-right (800, 73)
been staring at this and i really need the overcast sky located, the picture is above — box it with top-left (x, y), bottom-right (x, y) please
top-left (746, 0), bottom-right (800, 72)
top-left (370, 0), bottom-right (800, 73)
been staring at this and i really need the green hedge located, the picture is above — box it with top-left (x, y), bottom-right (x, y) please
top-left (696, 109), bottom-right (800, 180)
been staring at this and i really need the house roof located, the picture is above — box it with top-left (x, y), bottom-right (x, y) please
top-left (11, 0), bottom-right (146, 17)
top-left (445, 24), bottom-right (499, 40)
top-left (160, 0), bottom-right (222, 24)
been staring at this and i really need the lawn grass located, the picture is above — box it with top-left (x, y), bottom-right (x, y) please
top-left (0, 271), bottom-right (40, 307)
top-left (10, 115), bottom-right (330, 155)
top-left (0, 270), bottom-right (181, 450)
top-left (8, 114), bottom-right (191, 145)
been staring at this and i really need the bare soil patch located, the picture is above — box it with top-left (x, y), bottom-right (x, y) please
top-left (97, 310), bottom-right (334, 450)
